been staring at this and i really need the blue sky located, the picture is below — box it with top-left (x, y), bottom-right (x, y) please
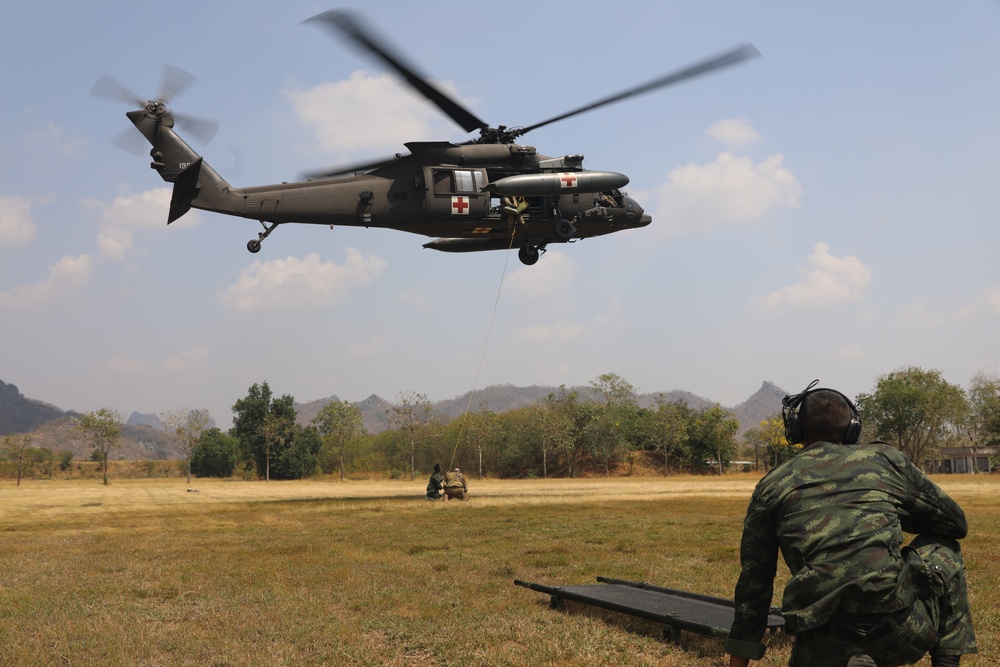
top-left (2, 1), bottom-right (999, 427)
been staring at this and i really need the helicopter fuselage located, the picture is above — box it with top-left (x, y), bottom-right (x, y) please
top-left (132, 106), bottom-right (650, 261)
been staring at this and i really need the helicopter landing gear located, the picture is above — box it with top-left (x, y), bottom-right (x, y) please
top-left (518, 243), bottom-right (545, 266)
top-left (247, 220), bottom-right (281, 253)
top-left (553, 218), bottom-right (576, 242)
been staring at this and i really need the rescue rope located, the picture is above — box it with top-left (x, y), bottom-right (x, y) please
top-left (448, 225), bottom-right (519, 470)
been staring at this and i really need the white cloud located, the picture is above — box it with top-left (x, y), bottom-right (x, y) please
top-left (651, 152), bottom-right (802, 237)
top-left (0, 193), bottom-right (52, 245)
top-left (0, 254), bottom-right (92, 309)
top-left (517, 319), bottom-right (586, 343)
top-left (220, 249), bottom-right (386, 312)
top-left (758, 242), bottom-right (872, 307)
top-left (96, 225), bottom-right (135, 262)
top-left (93, 188), bottom-right (174, 229)
top-left (83, 188), bottom-right (201, 262)
top-left (30, 121), bottom-right (87, 158)
top-left (163, 347), bottom-right (211, 373)
top-left (958, 285), bottom-right (1000, 319)
top-left (706, 118), bottom-right (762, 149)
top-left (836, 346), bottom-right (868, 362)
top-left (283, 71), bottom-right (470, 157)
top-left (505, 252), bottom-right (577, 299)
top-left (108, 358), bottom-right (151, 374)
top-left (349, 336), bottom-right (385, 359)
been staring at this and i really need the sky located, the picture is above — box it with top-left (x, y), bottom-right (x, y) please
top-left (2, 1), bottom-right (999, 428)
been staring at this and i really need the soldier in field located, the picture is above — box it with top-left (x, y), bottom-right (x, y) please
top-left (443, 467), bottom-right (468, 501)
top-left (727, 381), bottom-right (976, 667)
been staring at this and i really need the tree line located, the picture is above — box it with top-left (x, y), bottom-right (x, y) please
top-left (4, 366), bottom-right (999, 483)
top-left (185, 367), bottom-right (1000, 481)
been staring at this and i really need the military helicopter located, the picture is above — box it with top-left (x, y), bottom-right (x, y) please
top-left (93, 11), bottom-right (759, 265)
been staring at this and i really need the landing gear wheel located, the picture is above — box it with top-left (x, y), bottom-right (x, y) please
top-left (518, 244), bottom-right (540, 266)
top-left (247, 239), bottom-right (262, 253)
top-left (553, 218), bottom-right (576, 241)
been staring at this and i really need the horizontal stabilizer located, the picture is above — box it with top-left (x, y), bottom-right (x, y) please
top-left (168, 158), bottom-right (203, 224)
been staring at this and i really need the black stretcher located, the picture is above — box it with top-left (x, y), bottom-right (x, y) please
top-left (515, 576), bottom-right (785, 644)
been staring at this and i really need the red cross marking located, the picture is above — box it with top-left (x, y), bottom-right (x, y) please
top-left (452, 196), bottom-right (470, 214)
top-left (560, 173), bottom-right (578, 188)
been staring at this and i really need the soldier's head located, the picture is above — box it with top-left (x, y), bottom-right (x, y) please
top-left (783, 381), bottom-right (862, 445)
top-left (433, 463), bottom-right (441, 473)
top-left (799, 390), bottom-right (855, 445)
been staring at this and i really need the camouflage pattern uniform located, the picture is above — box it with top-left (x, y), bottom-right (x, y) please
top-left (726, 441), bottom-right (976, 666)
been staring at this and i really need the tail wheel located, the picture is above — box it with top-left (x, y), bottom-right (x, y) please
top-left (553, 218), bottom-right (576, 241)
top-left (247, 239), bottom-right (262, 253)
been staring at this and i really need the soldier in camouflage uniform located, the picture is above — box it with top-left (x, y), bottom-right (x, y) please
top-left (726, 383), bottom-right (976, 667)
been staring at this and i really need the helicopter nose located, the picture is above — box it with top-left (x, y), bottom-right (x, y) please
top-left (623, 195), bottom-right (652, 227)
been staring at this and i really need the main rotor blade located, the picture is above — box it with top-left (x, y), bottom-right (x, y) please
top-left (518, 43), bottom-right (761, 137)
top-left (305, 10), bottom-right (488, 134)
top-left (303, 153), bottom-right (406, 180)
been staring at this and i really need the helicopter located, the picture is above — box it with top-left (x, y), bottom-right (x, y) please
top-left (93, 11), bottom-right (759, 266)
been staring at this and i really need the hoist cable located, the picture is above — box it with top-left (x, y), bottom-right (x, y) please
top-left (448, 225), bottom-right (519, 470)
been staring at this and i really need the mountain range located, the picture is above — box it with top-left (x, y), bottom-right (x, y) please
top-left (1, 378), bottom-right (789, 460)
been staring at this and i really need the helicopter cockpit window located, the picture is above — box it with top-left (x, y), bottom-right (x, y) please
top-left (432, 169), bottom-right (486, 195)
top-left (453, 169), bottom-right (484, 193)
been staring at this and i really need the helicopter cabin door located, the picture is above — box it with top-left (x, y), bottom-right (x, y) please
top-left (423, 167), bottom-right (489, 218)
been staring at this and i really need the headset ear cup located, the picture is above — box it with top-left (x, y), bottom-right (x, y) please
top-left (785, 411), bottom-right (803, 444)
top-left (844, 418), bottom-right (862, 445)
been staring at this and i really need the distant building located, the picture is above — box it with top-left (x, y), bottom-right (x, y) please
top-left (924, 446), bottom-right (996, 474)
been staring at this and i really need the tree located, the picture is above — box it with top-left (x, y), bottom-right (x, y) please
top-left (271, 425), bottom-right (322, 480)
top-left (687, 405), bottom-right (739, 474)
top-left (190, 428), bottom-right (240, 477)
top-left (387, 391), bottom-right (432, 480)
top-left (312, 400), bottom-right (367, 480)
top-left (856, 367), bottom-right (968, 467)
top-left (962, 373), bottom-right (1000, 471)
top-left (742, 416), bottom-right (793, 471)
top-left (76, 408), bottom-right (123, 485)
top-left (161, 408), bottom-right (213, 484)
top-left (231, 382), bottom-right (298, 480)
top-left (464, 403), bottom-right (502, 479)
top-left (590, 372), bottom-right (637, 406)
top-left (647, 398), bottom-right (691, 475)
top-left (542, 386), bottom-right (584, 477)
top-left (583, 374), bottom-right (640, 476)
top-left (534, 399), bottom-right (575, 478)
top-left (2, 434), bottom-right (32, 486)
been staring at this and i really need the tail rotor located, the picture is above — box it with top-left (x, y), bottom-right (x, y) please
top-left (90, 65), bottom-right (220, 153)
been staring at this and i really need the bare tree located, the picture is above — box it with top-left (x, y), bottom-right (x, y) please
top-left (76, 408), bottom-right (123, 485)
top-left (161, 408), bottom-right (213, 484)
top-left (312, 400), bottom-right (366, 480)
top-left (387, 391), bottom-right (432, 480)
top-left (3, 434), bottom-right (33, 486)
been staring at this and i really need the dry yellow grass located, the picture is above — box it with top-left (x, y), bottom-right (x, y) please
top-left (1, 475), bottom-right (996, 666)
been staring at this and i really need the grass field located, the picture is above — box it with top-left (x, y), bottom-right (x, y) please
top-left (1, 475), bottom-right (997, 666)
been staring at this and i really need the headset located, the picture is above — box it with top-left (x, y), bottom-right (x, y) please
top-left (781, 379), bottom-right (862, 445)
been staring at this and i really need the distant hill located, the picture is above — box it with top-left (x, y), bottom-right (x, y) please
top-left (1, 376), bottom-right (788, 456)
top-left (0, 381), bottom-right (183, 460)
top-left (0, 380), bottom-right (66, 436)
top-left (294, 382), bottom-right (786, 436)
top-left (127, 412), bottom-right (165, 430)
top-left (730, 381), bottom-right (788, 435)
top-left (15, 416), bottom-right (185, 460)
